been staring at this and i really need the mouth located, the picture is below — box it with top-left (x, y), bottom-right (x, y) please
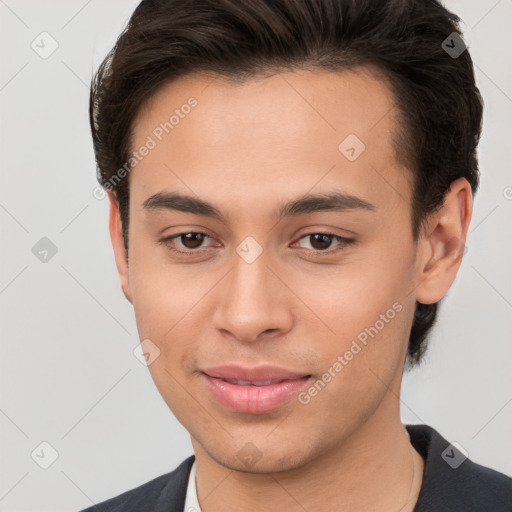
top-left (217, 378), bottom-right (300, 386)
top-left (200, 365), bottom-right (313, 414)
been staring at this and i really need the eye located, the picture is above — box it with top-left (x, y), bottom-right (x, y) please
top-left (159, 232), bottom-right (217, 254)
top-left (159, 231), bottom-right (354, 256)
top-left (293, 233), bottom-right (354, 254)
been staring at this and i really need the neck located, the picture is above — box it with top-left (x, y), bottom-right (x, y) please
top-left (192, 385), bottom-right (424, 512)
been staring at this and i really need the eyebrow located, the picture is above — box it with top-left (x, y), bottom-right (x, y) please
top-left (142, 190), bottom-right (376, 223)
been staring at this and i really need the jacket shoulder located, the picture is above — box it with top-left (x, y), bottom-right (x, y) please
top-left (78, 455), bottom-right (195, 512)
top-left (462, 458), bottom-right (512, 510)
top-left (407, 424), bottom-right (512, 511)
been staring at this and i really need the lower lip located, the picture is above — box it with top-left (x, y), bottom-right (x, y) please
top-left (202, 373), bottom-right (312, 414)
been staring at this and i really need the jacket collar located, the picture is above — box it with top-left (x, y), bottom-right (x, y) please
top-left (163, 424), bottom-right (511, 512)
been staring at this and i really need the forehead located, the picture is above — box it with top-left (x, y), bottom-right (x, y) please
top-left (129, 67), bottom-right (411, 217)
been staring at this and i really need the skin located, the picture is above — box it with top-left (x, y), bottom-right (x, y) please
top-left (108, 67), bottom-right (472, 511)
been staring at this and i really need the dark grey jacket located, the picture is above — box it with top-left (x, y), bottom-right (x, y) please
top-left (79, 424), bottom-right (512, 511)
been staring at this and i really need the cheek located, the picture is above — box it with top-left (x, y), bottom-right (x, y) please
top-left (128, 241), bottom-right (203, 331)
top-left (128, 250), bottom-right (217, 374)
top-left (290, 249), bottom-right (414, 396)
top-left (292, 252), bottom-right (409, 334)
top-left (297, 299), bottom-right (412, 428)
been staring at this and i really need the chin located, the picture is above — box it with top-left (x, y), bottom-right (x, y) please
top-left (202, 438), bottom-right (314, 474)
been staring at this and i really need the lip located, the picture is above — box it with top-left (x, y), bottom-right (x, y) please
top-left (201, 365), bottom-right (310, 382)
top-left (201, 365), bottom-right (312, 414)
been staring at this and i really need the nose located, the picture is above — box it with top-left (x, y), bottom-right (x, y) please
top-left (212, 248), bottom-right (293, 343)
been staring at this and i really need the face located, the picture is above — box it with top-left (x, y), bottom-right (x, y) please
top-left (114, 68), bottom-right (428, 472)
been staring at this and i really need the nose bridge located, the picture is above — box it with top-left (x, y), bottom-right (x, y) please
top-left (231, 249), bottom-right (272, 304)
top-left (212, 244), bottom-right (292, 341)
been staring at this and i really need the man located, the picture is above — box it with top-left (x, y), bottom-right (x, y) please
top-left (82, 0), bottom-right (512, 510)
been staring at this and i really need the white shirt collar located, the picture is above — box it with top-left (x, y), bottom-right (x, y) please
top-left (183, 460), bottom-right (202, 512)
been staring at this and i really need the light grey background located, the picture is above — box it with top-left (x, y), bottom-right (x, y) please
top-left (1, 1), bottom-right (511, 511)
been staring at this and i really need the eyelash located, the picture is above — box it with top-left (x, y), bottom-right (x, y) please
top-left (158, 231), bottom-right (355, 256)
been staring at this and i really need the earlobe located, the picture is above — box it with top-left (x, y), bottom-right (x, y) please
top-left (107, 191), bottom-right (133, 304)
top-left (414, 178), bottom-right (473, 305)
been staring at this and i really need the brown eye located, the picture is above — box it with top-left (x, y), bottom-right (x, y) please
top-left (178, 232), bottom-right (207, 249)
top-left (308, 234), bottom-right (334, 250)
top-left (294, 233), bottom-right (355, 254)
top-left (159, 232), bottom-right (215, 254)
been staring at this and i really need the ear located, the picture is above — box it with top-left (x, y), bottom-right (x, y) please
top-left (107, 191), bottom-right (133, 304)
top-left (414, 177), bottom-right (473, 305)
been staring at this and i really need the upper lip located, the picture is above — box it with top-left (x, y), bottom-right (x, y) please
top-left (202, 365), bottom-right (311, 382)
